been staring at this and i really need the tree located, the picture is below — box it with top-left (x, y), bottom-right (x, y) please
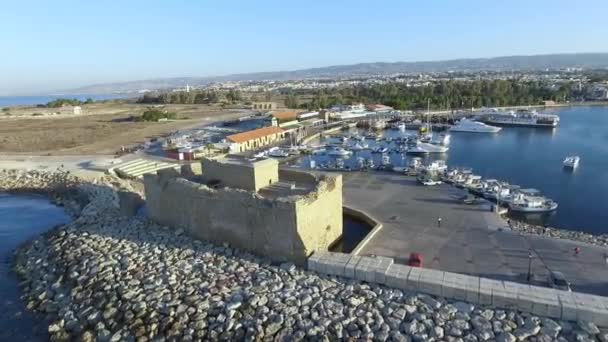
top-left (284, 93), bottom-right (299, 108)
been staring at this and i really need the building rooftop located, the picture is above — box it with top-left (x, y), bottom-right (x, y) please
top-left (211, 155), bottom-right (278, 168)
top-left (270, 111), bottom-right (299, 122)
top-left (226, 126), bottom-right (284, 143)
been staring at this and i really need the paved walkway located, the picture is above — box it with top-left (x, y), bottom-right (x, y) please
top-left (343, 172), bottom-right (608, 296)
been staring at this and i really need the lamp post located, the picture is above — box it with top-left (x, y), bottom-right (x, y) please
top-left (527, 251), bottom-right (533, 282)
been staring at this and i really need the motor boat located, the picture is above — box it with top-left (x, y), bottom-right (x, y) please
top-left (371, 146), bottom-right (389, 154)
top-left (449, 119), bottom-right (502, 133)
top-left (267, 147), bottom-right (289, 157)
top-left (430, 133), bottom-right (451, 146)
top-left (406, 141), bottom-right (449, 154)
top-left (508, 191), bottom-right (558, 213)
top-left (425, 160), bottom-right (448, 172)
top-left (349, 142), bottom-right (369, 151)
top-left (327, 147), bottom-right (352, 156)
top-left (563, 156), bottom-right (580, 169)
top-left (417, 168), bottom-right (443, 186)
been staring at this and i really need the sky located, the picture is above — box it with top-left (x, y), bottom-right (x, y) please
top-left (1, 0), bottom-right (607, 95)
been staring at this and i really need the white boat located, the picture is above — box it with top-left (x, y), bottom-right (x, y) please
top-left (397, 122), bottom-right (406, 131)
top-left (508, 191), bottom-right (558, 213)
top-left (349, 142), bottom-right (369, 151)
top-left (449, 119), bottom-right (502, 133)
top-left (482, 109), bottom-right (560, 128)
top-left (430, 133), bottom-right (451, 146)
top-left (267, 147), bottom-right (289, 157)
top-left (424, 160), bottom-right (448, 173)
top-left (563, 156), bottom-right (580, 168)
top-left (381, 154), bottom-right (391, 166)
top-left (372, 146), bottom-right (389, 154)
top-left (327, 147), bottom-right (352, 156)
top-left (417, 168), bottom-right (443, 186)
top-left (406, 141), bottom-right (449, 154)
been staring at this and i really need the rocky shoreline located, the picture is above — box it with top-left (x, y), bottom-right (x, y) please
top-left (508, 218), bottom-right (608, 248)
top-left (3, 170), bottom-right (608, 341)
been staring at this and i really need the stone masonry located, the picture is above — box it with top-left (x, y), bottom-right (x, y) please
top-left (143, 157), bottom-right (343, 264)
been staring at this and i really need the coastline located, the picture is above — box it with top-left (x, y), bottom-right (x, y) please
top-left (4, 169), bottom-right (608, 340)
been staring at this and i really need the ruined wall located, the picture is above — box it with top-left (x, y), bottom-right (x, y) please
top-left (201, 158), bottom-right (278, 192)
top-left (294, 174), bottom-right (343, 257)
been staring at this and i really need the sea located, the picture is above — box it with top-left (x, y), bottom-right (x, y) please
top-left (0, 94), bottom-right (133, 108)
top-left (0, 193), bottom-right (71, 341)
top-left (298, 106), bottom-right (608, 234)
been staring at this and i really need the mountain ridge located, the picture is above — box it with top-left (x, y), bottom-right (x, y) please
top-left (64, 52), bottom-right (608, 94)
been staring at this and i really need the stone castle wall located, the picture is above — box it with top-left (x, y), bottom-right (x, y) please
top-left (144, 168), bottom-right (342, 264)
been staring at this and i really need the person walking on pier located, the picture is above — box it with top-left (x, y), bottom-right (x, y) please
top-left (437, 217), bottom-right (442, 228)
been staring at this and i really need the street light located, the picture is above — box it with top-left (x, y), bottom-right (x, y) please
top-left (527, 251), bottom-right (533, 282)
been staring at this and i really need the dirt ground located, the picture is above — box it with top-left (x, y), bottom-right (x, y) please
top-left (0, 104), bottom-right (245, 155)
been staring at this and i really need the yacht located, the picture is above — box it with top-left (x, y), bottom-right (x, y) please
top-left (406, 141), bottom-right (449, 154)
top-left (449, 119), bottom-right (502, 133)
top-left (563, 156), bottom-right (580, 169)
top-left (482, 109), bottom-right (560, 128)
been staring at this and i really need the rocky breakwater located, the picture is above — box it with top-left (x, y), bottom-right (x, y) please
top-left (509, 219), bottom-right (608, 248)
top-left (4, 170), bottom-right (608, 341)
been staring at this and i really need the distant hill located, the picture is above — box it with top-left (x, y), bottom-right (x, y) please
top-left (65, 53), bottom-right (608, 94)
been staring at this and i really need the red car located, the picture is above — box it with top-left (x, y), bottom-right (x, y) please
top-left (408, 253), bottom-right (423, 267)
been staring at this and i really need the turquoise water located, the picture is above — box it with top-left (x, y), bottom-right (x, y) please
top-left (0, 193), bottom-right (71, 341)
top-left (299, 106), bottom-right (608, 234)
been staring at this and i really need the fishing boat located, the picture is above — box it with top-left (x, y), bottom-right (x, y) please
top-left (417, 168), bottom-right (443, 186)
top-left (507, 190), bottom-right (558, 213)
top-left (563, 156), bottom-right (580, 169)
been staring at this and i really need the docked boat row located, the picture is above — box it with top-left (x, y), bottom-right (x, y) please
top-left (441, 168), bottom-right (558, 213)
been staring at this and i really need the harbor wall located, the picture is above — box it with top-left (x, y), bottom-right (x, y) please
top-left (309, 251), bottom-right (608, 327)
top-left (143, 168), bottom-right (343, 264)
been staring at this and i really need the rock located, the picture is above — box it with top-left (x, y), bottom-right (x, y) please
top-left (279, 262), bottom-right (296, 273)
top-left (495, 332), bottom-right (517, 342)
top-left (512, 324), bottom-right (540, 340)
top-left (598, 330), bottom-right (608, 342)
top-left (453, 301), bottom-right (475, 314)
top-left (540, 318), bottom-right (562, 338)
top-left (578, 321), bottom-right (600, 335)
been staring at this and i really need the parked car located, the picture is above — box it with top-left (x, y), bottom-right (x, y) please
top-left (549, 271), bottom-right (572, 291)
top-left (408, 253), bottom-right (423, 267)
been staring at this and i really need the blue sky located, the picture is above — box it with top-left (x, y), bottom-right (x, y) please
top-left (1, 0), bottom-right (607, 95)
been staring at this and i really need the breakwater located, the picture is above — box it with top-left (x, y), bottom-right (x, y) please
top-left (2, 169), bottom-right (608, 341)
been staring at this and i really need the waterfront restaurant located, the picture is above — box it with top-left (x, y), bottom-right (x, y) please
top-left (226, 126), bottom-right (286, 153)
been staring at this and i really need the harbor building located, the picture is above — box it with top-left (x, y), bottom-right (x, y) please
top-left (226, 126), bottom-right (285, 153)
top-left (143, 157), bottom-right (343, 264)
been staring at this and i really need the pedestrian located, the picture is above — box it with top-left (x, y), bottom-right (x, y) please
top-left (604, 253), bottom-right (608, 265)
top-left (574, 246), bottom-right (580, 256)
top-left (507, 219), bottom-right (511, 228)
top-left (437, 217), bottom-right (442, 228)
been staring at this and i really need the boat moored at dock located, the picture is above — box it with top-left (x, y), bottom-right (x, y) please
top-left (480, 109), bottom-right (560, 128)
top-left (449, 118), bottom-right (502, 133)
